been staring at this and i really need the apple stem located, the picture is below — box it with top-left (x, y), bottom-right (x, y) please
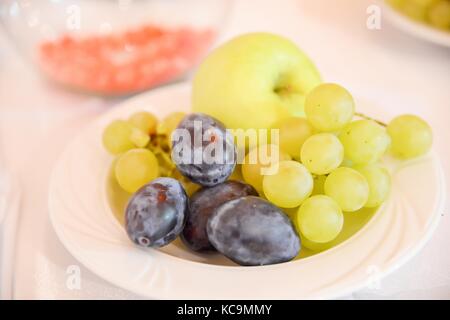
top-left (355, 112), bottom-right (387, 127)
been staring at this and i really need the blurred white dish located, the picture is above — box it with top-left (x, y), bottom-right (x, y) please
top-left (381, 1), bottom-right (450, 48)
top-left (49, 82), bottom-right (446, 299)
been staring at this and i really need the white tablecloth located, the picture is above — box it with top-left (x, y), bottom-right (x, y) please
top-left (1, 0), bottom-right (449, 299)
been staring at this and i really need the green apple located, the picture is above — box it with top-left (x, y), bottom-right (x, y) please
top-left (192, 33), bottom-right (321, 131)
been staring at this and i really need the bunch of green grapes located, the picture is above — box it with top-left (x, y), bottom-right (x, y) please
top-left (388, 0), bottom-right (450, 32)
top-left (240, 83), bottom-right (432, 249)
top-left (102, 111), bottom-right (200, 195)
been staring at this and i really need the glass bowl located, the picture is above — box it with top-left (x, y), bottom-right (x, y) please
top-left (0, 0), bottom-right (231, 96)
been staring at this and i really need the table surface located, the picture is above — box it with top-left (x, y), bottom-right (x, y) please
top-left (1, 0), bottom-right (449, 299)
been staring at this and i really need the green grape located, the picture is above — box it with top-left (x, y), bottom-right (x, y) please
top-left (263, 161), bottom-right (313, 208)
top-left (128, 111), bottom-right (158, 135)
top-left (428, 1), bottom-right (450, 30)
top-left (305, 83), bottom-right (355, 132)
top-left (130, 127), bottom-right (150, 148)
top-left (324, 167), bottom-right (369, 212)
top-left (339, 120), bottom-right (391, 165)
top-left (300, 133), bottom-right (344, 175)
top-left (242, 144), bottom-right (291, 193)
top-left (296, 195), bottom-right (344, 243)
top-left (273, 117), bottom-right (314, 160)
top-left (312, 175), bottom-right (327, 195)
top-left (102, 120), bottom-right (135, 155)
top-left (115, 149), bottom-right (159, 193)
top-left (354, 164), bottom-right (391, 208)
top-left (387, 114), bottom-right (432, 159)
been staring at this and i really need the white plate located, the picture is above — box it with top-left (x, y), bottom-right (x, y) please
top-left (381, 1), bottom-right (450, 48)
top-left (49, 82), bottom-right (446, 299)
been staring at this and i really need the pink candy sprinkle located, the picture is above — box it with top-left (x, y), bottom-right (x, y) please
top-left (38, 25), bottom-right (216, 95)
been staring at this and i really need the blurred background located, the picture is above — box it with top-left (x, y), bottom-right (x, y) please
top-left (0, 0), bottom-right (449, 299)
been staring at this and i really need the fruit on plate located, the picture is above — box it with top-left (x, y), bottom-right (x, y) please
top-left (101, 33), bottom-right (435, 265)
top-left (181, 180), bottom-right (258, 252)
top-left (192, 33), bottom-right (322, 130)
top-left (296, 195), bottom-right (344, 243)
top-left (105, 101), bottom-right (432, 262)
top-left (115, 149), bottom-right (159, 193)
top-left (324, 167), bottom-right (369, 212)
top-left (300, 133), bottom-right (344, 175)
top-left (207, 196), bottom-right (300, 266)
top-left (272, 117), bottom-right (314, 160)
top-left (355, 164), bottom-right (391, 208)
top-left (387, 114), bottom-right (433, 159)
top-left (305, 83), bottom-right (355, 132)
top-left (338, 120), bottom-right (391, 165)
top-left (241, 144), bottom-right (291, 193)
top-left (125, 177), bottom-right (188, 248)
top-left (171, 113), bottom-right (236, 186)
top-left (263, 161), bottom-right (313, 208)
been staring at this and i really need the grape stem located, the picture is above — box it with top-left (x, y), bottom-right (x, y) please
top-left (355, 112), bottom-right (387, 127)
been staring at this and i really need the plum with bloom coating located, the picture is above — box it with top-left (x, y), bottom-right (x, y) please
top-left (182, 180), bottom-right (258, 252)
top-left (207, 196), bottom-right (300, 266)
top-left (171, 113), bottom-right (236, 187)
top-left (125, 177), bottom-right (188, 248)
